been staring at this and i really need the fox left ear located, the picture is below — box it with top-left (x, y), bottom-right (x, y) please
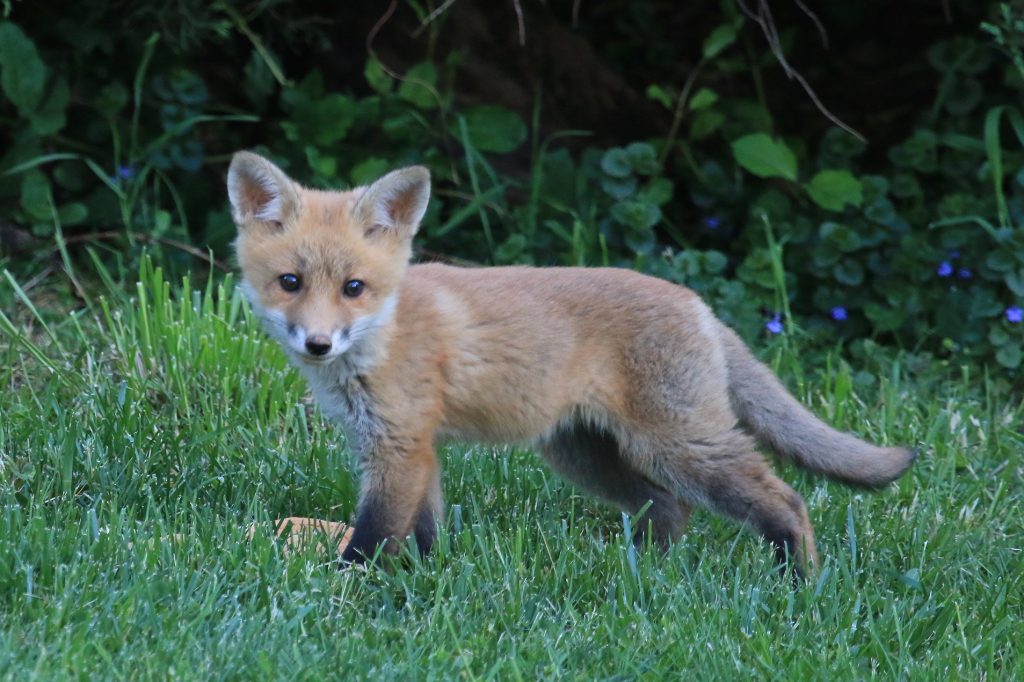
top-left (353, 166), bottom-right (431, 239)
top-left (227, 151), bottom-right (300, 228)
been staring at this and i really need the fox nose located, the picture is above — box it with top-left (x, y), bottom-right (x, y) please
top-left (305, 335), bottom-right (332, 356)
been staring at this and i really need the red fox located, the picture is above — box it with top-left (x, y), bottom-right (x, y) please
top-left (228, 151), bottom-right (915, 574)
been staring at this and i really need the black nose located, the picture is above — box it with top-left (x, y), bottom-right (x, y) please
top-left (305, 335), bottom-right (332, 356)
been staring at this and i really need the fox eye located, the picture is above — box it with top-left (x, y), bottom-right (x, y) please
top-left (279, 273), bottom-right (301, 292)
top-left (343, 279), bottom-right (365, 298)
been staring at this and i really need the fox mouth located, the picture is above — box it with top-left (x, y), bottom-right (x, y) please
top-left (298, 353), bottom-right (336, 364)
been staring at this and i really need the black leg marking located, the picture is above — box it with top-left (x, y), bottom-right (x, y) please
top-left (412, 502), bottom-right (437, 556)
top-left (339, 496), bottom-right (389, 567)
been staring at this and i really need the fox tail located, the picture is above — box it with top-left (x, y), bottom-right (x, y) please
top-left (720, 325), bottom-right (915, 487)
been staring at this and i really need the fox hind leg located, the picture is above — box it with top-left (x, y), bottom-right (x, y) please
top-left (538, 421), bottom-right (692, 549)
top-left (652, 429), bottom-right (820, 575)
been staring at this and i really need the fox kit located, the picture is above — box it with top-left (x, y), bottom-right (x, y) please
top-left (228, 151), bottom-right (914, 574)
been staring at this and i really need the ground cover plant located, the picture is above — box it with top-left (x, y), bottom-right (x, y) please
top-left (0, 261), bottom-right (1022, 679)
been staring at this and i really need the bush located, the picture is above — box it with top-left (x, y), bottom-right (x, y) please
top-left (0, 1), bottom-right (1022, 368)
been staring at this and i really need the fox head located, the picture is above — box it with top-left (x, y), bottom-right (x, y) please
top-left (227, 151), bottom-right (430, 366)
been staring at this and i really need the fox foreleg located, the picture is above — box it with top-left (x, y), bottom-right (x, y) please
top-left (340, 442), bottom-right (442, 565)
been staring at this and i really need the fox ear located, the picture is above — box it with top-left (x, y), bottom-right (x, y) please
top-left (353, 166), bottom-right (431, 239)
top-left (227, 151), bottom-right (300, 227)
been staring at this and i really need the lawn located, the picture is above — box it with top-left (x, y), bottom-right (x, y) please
top-left (1, 262), bottom-right (1021, 679)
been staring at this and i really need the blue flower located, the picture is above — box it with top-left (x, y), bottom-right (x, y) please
top-left (831, 306), bottom-right (848, 321)
top-left (117, 165), bottom-right (136, 180)
top-left (957, 268), bottom-right (972, 280)
top-left (1007, 306), bottom-right (1023, 324)
top-left (936, 261), bottom-right (953, 278)
top-left (948, 250), bottom-right (961, 260)
top-left (703, 216), bottom-right (721, 230)
top-left (765, 314), bottom-right (783, 334)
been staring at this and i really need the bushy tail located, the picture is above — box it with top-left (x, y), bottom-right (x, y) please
top-left (719, 325), bottom-right (915, 487)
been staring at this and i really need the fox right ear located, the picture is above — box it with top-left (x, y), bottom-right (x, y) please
top-left (352, 166), bottom-right (431, 240)
top-left (227, 151), bottom-right (300, 227)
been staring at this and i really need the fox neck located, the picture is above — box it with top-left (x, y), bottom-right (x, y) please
top-left (292, 294), bottom-right (397, 441)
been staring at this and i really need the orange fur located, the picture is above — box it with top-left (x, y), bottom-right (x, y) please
top-left (229, 151), bottom-right (914, 574)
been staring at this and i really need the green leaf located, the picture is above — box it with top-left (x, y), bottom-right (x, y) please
top-left (57, 202), bottom-right (88, 226)
top-left (304, 146), bottom-right (337, 178)
top-left (95, 82), bottom-right (129, 115)
top-left (864, 303), bottom-right (906, 332)
top-left (625, 142), bottom-right (658, 175)
top-left (280, 85), bottom-right (355, 146)
top-left (243, 49), bottom-right (276, 108)
top-left (833, 259), bottom-right (865, 286)
top-left (494, 233), bottom-right (529, 264)
top-left (945, 76), bottom-right (982, 115)
top-left (703, 24), bottom-right (737, 60)
top-left (689, 109), bottom-right (724, 140)
top-left (20, 171), bottom-right (52, 222)
top-left (611, 200), bottom-right (660, 231)
top-left (364, 57), bottom-right (394, 94)
top-left (996, 343), bottom-right (1021, 369)
top-left (702, 250), bottom-right (728, 274)
top-left (731, 133), bottom-right (798, 181)
top-left (988, 326), bottom-right (1009, 347)
top-left (397, 62), bottom-right (438, 109)
top-left (645, 84), bottom-right (672, 109)
top-left (806, 170), bottom-right (863, 211)
top-left (638, 177), bottom-right (673, 206)
top-left (0, 21), bottom-right (47, 112)
top-left (1005, 270), bottom-right (1024, 296)
top-left (31, 75), bottom-right (70, 135)
top-left (600, 175), bottom-right (637, 200)
top-left (456, 106), bottom-right (527, 154)
top-left (689, 88), bottom-right (718, 111)
top-left (351, 157), bottom-right (391, 186)
top-left (600, 148), bottom-right (632, 178)
top-left (819, 222), bottom-right (862, 252)
top-left (986, 250), bottom-right (1016, 273)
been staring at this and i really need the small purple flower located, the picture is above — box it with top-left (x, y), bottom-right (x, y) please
top-left (831, 306), bottom-right (848, 321)
top-left (1007, 306), bottom-right (1023, 324)
top-left (765, 314), bottom-right (783, 334)
top-left (703, 216), bottom-right (721, 230)
top-left (936, 261), bottom-right (953, 278)
top-left (957, 268), bottom-right (972, 280)
top-left (117, 165), bottom-right (136, 180)
top-left (948, 250), bottom-right (961, 260)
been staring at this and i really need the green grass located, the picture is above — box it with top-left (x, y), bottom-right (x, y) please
top-left (1, 261), bottom-right (1022, 679)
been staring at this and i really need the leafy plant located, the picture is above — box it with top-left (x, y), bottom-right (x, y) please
top-left (2, 1), bottom-right (1023, 371)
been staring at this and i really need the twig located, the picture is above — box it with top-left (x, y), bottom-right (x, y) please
top-left (658, 61), bottom-right (705, 168)
top-left (218, 2), bottom-right (291, 86)
top-left (411, 0), bottom-right (460, 38)
top-left (572, 0), bottom-right (582, 28)
top-left (511, 0), bottom-right (526, 46)
top-left (58, 231), bottom-right (230, 271)
top-left (367, 0), bottom-right (459, 182)
top-left (367, 0), bottom-right (446, 108)
top-left (20, 265), bottom-right (55, 294)
top-left (413, 248), bottom-right (480, 268)
top-left (793, 0), bottom-right (828, 48)
top-left (737, 0), bottom-right (865, 142)
top-left (433, 188), bottom-right (509, 216)
top-left (367, 0), bottom-right (401, 69)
